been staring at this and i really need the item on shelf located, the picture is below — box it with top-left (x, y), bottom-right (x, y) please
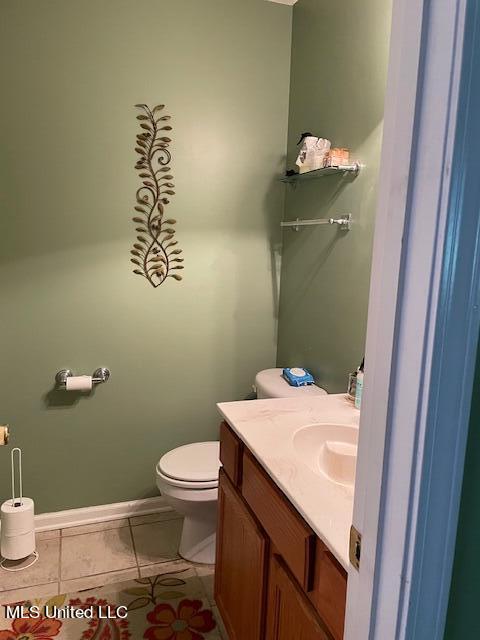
top-left (295, 134), bottom-right (331, 174)
top-left (325, 147), bottom-right (350, 167)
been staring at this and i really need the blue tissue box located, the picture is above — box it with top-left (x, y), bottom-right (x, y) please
top-left (282, 367), bottom-right (315, 387)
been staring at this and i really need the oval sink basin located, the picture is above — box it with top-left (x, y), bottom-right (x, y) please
top-left (293, 423), bottom-right (358, 487)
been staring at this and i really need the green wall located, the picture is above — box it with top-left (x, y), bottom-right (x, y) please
top-left (0, 0), bottom-right (292, 513)
top-left (276, 0), bottom-right (392, 391)
top-left (444, 343), bottom-right (480, 637)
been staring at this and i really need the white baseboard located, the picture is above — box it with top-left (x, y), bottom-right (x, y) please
top-left (33, 496), bottom-right (172, 532)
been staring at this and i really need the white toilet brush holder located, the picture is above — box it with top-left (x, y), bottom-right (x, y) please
top-left (0, 448), bottom-right (38, 571)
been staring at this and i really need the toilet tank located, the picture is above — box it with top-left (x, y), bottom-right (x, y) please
top-left (254, 368), bottom-right (327, 399)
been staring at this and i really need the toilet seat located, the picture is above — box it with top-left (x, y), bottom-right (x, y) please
top-left (156, 441), bottom-right (220, 489)
top-left (156, 466), bottom-right (219, 490)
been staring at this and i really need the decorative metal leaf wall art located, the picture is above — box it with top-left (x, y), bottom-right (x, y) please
top-left (130, 104), bottom-right (183, 287)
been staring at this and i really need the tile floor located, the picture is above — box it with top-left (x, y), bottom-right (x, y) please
top-left (0, 509), bottom-right (226, 637)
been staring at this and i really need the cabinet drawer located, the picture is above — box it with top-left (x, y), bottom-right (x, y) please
top-left (219, 421), bottom-right (243, 486)
top-left (309, 542), bottom-right (347, 640)
top-left (241, 450), bottom-right (316, 591)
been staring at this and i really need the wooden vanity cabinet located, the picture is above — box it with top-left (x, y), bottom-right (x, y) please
top-left (219, 421), bottom-right (243, 486)
top-left (266, 554), bottom-right (331, 640)
top-left (215, 469), bottom-right (268, 640)
top-left (216, 422), bottom-right (347, 640)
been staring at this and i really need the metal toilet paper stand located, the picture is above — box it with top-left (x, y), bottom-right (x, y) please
top-left (0, 448), bottom-right (38, 571)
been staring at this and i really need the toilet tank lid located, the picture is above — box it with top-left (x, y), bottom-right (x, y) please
top-left (158, 441), bottom-right (220, 482)
top-left (255, 368), bottom-right (327, 398)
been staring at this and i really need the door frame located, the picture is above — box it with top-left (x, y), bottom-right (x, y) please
top-left (345, 0), bottom-right (480, 638)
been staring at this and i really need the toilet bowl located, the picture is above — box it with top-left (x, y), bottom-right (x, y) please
top-left (155, 441), bottom-right (220, 564)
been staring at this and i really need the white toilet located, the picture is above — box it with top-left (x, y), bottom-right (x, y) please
top-left (156, 441), bottom-right (220, 564)
top-left (155, 368), bottom-right (327, 565)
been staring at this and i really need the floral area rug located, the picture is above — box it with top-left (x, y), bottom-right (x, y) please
top-left (0, 565), bottom-right (223, 640)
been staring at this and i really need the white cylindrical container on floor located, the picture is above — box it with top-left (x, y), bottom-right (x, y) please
top-left (1, 448), bottom-right (36, 563)
top-left (1, 497), bottom-right (35, 560)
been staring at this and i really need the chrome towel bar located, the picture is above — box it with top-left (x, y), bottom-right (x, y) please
top-left (281, 214), bottom-right (351, 231)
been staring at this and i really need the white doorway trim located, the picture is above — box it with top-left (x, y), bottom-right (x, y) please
top-left (345, 0), bottom-right (471, 638)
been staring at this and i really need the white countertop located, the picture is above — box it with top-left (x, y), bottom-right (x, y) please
top-left (217, 393), bottom-right (359, 570)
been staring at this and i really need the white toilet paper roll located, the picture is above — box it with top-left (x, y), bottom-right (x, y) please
top-left (1, 497), bottom-right (36, 560)
top-left (66, 375), bottom-right (93, 392)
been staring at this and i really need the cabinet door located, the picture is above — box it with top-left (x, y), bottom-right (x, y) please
top-left (266, 554), bottom-right (332, 640)
top-left (215, 469), bottom-right (268, 640)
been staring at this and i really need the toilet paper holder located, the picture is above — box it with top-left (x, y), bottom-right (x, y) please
top-left (55, 367), bottom-right (111, 389)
